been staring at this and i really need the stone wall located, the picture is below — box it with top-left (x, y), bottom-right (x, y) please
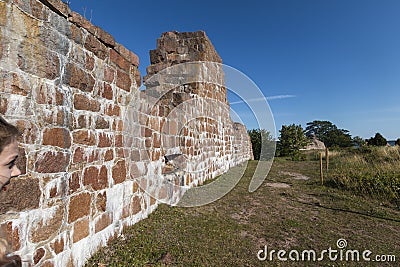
top-left (0, 0), bottom-right (252, 266)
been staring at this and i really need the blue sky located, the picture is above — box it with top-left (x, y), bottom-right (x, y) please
top-left (69, 0), bottom-right (400, 140)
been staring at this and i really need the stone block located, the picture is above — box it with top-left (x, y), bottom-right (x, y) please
top-left (73, 94), bottom-right (100, 112)
top-left (0, 222), bottom-right (20, 251)
top-left (105, 104), bottom-right (120, 116)
top-left (115, 69), bottom-right (131, 92)
top-left (110, 49), bottom-right (130, 72)
top-left (0, 2), bottom-right (7, 26)
top-left (72, 130), bottom-right (96, 146)
top-left (42, 127), bottom-right (71, 148)
top-left (130, 196), bottom-right (141, 215)
top-left (115, 134), bottom-right (123, 147)
top-left (68, 192), bottom-right (91, 223)
top-left (30, 206), bottom-right (64, 243)
top-left (112, 160), bottom-right (126, 184)
top-left (36, 82), bottom-right (64, 105)
top-left (100, 82), bottom-right (113, 100)
top-left (104, 149), bottom-right (114, 161)
top-left (95, 117), bottom-right (109, 129)
top-left (84, 33), bottom-right (108, 60)
top-left (94, 212), bottom-right (112, 233)
top-left (85, 53), bottom-right (95, 72)
top-left (73, 146), bottom-right (98, 164)
top-left (50, 236), bottom-right (64, 254)
top-left (69, 24), bottom-right (83, 45)
top-left (72, 218), bottom-right (89, 243)
top-left (103, 66), bottom-right (115, 83)
top-left (95, 192), bottom-right (107, 212)
top-left (68, 171), bottom-right (81, 194)
top-left (98, 132), bottom-right (112, 148)
top-left (83, 165), bottom-right (108, 191)
top-left (34, 151), bottom-right (70, 173)
top-left (69, 11), bottom-right (96, 35)
top-left (16, 146), bottom-right (26, 175)
top-left (94, 26), bottom-right (115, 47)
top-left (0, 177), bottom-right (41, 214)
top-left (44, 0), bottom-right (70, 18)
top-left (17, 40), bottom-right (60, 80)
top-left (34, 247), bottom-right (46, 265)
top-left (129, 51), bottom-right (140, 67)
top-left (65, 63), bottom-right (95, 92)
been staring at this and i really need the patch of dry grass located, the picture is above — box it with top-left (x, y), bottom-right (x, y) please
top-left (86, 160), bottom-right (400, 266)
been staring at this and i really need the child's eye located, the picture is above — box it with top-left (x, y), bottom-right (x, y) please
top-left (8, 160), bottom-right (16, 169)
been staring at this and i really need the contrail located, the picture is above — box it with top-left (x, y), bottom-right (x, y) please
top-left (230, 95), bottom-right (296, 105)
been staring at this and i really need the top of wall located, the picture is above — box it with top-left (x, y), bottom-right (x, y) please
top-left (145, 31), bottom-right (222, 79)
top-left (14, 0), bottom-right (140, 74)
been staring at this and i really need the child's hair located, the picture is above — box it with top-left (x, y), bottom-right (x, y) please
top-left (0, 116), bottom-right (19, 154)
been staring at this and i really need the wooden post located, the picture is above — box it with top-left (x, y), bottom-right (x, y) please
top-left (325, 147), bottom-right (329, 174)
top-left (320, 152), bottom-right (324, 185)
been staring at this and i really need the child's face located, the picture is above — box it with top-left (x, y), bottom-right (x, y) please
top-left (0, 140), bottom-right (21, 191)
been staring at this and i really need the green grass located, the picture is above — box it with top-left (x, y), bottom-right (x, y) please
top-left (86, 159), bottom-right (400, 266)
top-left (323, 146), bottom-right (400, 206)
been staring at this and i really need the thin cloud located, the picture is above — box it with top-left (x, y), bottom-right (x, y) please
top-left (230, 95), bottom-right (296, 105)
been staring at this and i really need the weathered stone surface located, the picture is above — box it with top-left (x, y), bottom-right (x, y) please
top-left (95, 117), bottom-right (109, 129)
top-left (131, 196), bottom-right (141, 215)
top-left (110, 49), bottom-right (130, 72)
top-left (73, 94), bottom-right (100, 112)
top-left (0, 222), bottom-right (20, 251)
top-left (65, 63), bottom-right (95, 92)
top-left (116, 69), bottom-right (131, 92)
top-left (73, 147), bottom-right (98, 163)
top-left (16, 146), bottom-right (27, 175)
top-left (72, 218), bottom-right (89, 243)
top-left (30, 206), bottom-right (64, 243)
top-left (84, 33), bottom-right (108, 60)
top-left (103, 66), bottom-right (115, 83)
top-left (34, 247), bottom-right (46, 265)
top-left (96, 192), bottom-right (107, 212)
top-left (68, 171), bottom-right (81, 194)
top-left (51, 236), bottom-right (64, 254)
top-left (34, 151), bottom-right (70, 173)
top-left (112, 160), bottom-right (126, 184)
top-left (72, 130), bottom-right (96, 146)
top-left (98, 132), bottom-right (113, 147)
top-left (68, 192), bottom-right (91, 223)
top-left (83, 165), bottom-right (108, 190)
top-left (45, 0), bottom-right (70, 17)
top-left (94, 212), bottom-right (112, 233)
top-left (35, 82), bottom-right (64, 105)
top-left (0, 2), bottom-right (7, 26)
top-left (69, 11), bottom-right (96, 35)
top-left (0, 2), bottom-right (254, 262)
top-left (94, 26), bottom-right (115, 47)
top-left (100, 82), bottom-right (113, 100)
top-left (42, 127), bottom-right (71, 148)
top-left (0, 177), bottom-right (40, 213)
top-left (17, 40), bottom-right (60, 80)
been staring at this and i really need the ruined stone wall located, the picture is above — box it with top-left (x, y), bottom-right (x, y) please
top-left (0, 1), bottom-right (252, 266)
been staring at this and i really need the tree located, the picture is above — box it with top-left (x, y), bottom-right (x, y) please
top-left (277, 124), bottom-right (309, 157)
top-left (352, 136), bottom-right (366, 147)
top-left (395, 138), bottom-right (400, 146)
top-left (305, 120), bottom-right (352, 148)
top-left (367, 133), bottom-right (387, 146)
top-left (247, 129), bottom-right (275, 160)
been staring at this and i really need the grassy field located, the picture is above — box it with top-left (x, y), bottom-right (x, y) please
top-left (86, 157), bottom-right (400, 266)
